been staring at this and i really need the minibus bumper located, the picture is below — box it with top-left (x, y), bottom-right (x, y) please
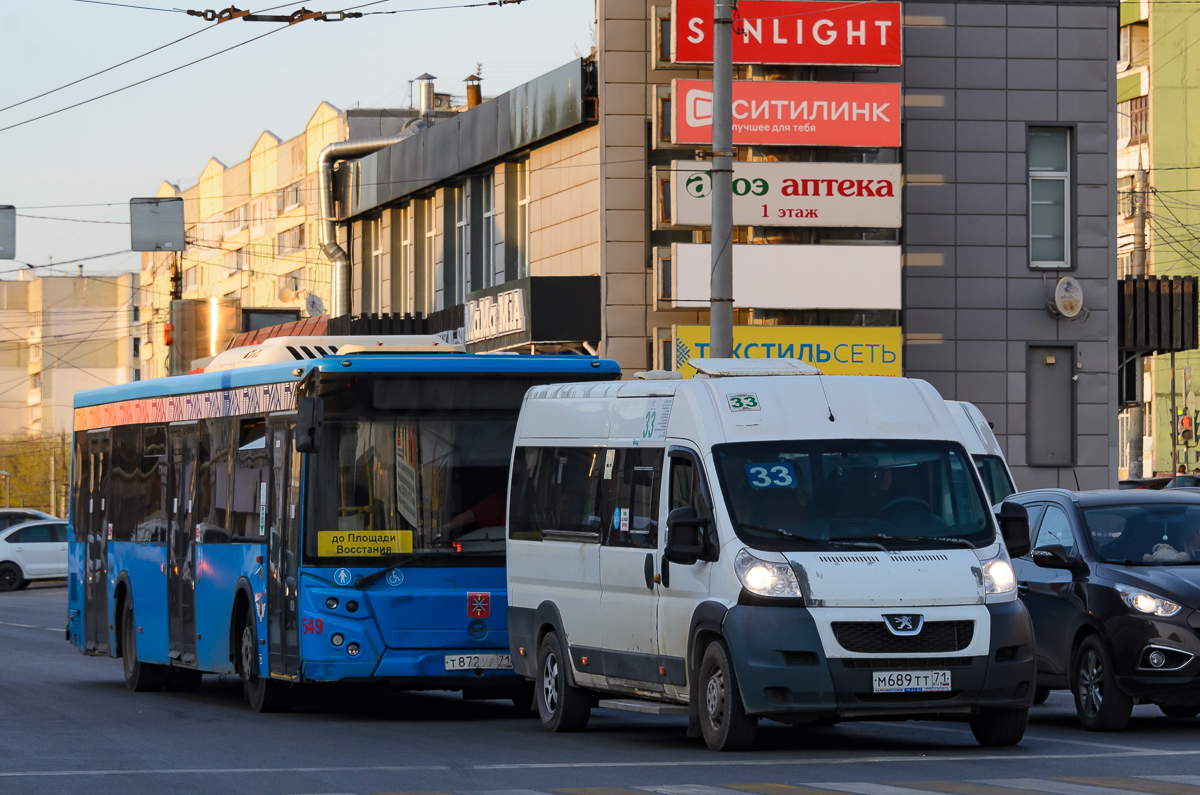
top-left (722, 600), bottom-right (1036, 719)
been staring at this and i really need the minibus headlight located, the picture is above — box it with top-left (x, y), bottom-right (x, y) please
top-left (1117, 584), bottom-right (1181, 617)
top-left (980, 549), bottom-right (1016, 594)
top-left (734, 549), bottom-right (802, 598)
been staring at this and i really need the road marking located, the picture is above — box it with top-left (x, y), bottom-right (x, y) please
top-left (44, 627), bottom-right (60, 631)
top-left (472, 749), bottom-right (1200, 771)
top-left (638, 786), bottom-right (747, 795)
top-left (1060, 778), bottom-right (1200, 795)
top-left (556, 789), bottom-right (646, 795)
top-left (976, 779), bottom-right (1149, 795)
top-left (865, 721), bottom-right (1158, 753)
top-left (898, 782), bottom-right (1046, 795)
top-left (808, 784), bottom-right (949, 795)
top-left (728, 784), bottom-right (869, 795)
top-left (1147, 781), bottom-right (1200, 788)
top-left (0, 621), bottom-right (36, 628)
top-left (0, 765), bottom-right (448, 778)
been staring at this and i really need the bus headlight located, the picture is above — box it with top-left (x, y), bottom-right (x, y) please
top-left (980, 549), bottom-right (1016, 594)
top-left (734, 549), bottom-right (802, 598)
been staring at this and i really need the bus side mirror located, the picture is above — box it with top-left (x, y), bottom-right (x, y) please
top-left (996, 501), bottom-right (1030, 558)
top-left (295, 396), bottom-right (324, 453)
top-left (665, 507), bottom-right (712, 565)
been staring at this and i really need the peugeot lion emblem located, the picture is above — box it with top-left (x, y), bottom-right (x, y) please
top-left (883, 614), bottom-right (924, 636)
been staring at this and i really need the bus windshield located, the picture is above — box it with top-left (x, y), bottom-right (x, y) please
top-left (712, 439), bottom-right (994, 551)
top-left (305, 374), bottom-right (540, 567)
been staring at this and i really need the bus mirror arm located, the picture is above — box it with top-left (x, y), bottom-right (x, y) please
top-left (665, 507), bottom-right (715, 565)
top-left (295, 396), bottom-right (324, 454)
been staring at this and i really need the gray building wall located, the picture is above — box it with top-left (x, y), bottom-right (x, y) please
top-left (896, 2), bottom-right (1118, 490)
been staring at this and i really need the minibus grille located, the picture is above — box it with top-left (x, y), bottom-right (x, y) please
top-left (831, 621), bottom-right (975, 654)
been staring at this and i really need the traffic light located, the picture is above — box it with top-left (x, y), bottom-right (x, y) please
top-left (1178, 410), bottom-right (1193, 445)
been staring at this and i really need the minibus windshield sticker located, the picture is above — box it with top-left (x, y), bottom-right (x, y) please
top-left (604, 449), bottom-right (616, 479)
top-left (641, 397), bottom-right (674, 440)
top-left (746, 462), bottom-right (797, 489)
top-left (317, 529), bottom-right (414, 557)
top-left (727, 394), bottom-right (760, 411)
top-left (394, 422), bottom-right (421, 527)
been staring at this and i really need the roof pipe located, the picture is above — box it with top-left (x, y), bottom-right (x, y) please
top-left (318, 136), bottom-right (408, 317)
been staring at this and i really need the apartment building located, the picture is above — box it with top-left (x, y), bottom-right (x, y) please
top-left (139, 101), bottom-right (446, 377)
top-left (0, 272), bottom-right (138, 436)
top-left (332, 0), bottom-right (1118, 488)
top-left (1115, 0), bottom-right (1200, 477)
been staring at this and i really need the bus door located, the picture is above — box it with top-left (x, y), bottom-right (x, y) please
top-left (267, 420), bottom-right (301, 676)
top-left (167, 425), bottom-right (199, 665)
top-left (84, 431), bottom-right (111, 654)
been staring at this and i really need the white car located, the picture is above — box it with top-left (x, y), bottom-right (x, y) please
top-left (0, 519), bottom-right (70, 591)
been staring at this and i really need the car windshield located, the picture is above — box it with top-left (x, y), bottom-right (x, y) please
top-left (712, 439), bottom-right (994, 551)
top-left (973, 455), bottom-right (1015, 505)
top-left (1081, 503), bottom-right (1200, 564)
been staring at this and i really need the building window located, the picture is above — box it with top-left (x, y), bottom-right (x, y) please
top-left (279, 268), bottom-right (304, 296)
top-left (276, 181), bottom-right (303, 213)
top-left (1119, 25), bottom-right (1131, 66)
top-left (1117, 96), bottom-right (1148, 145)
top-left (132, 338), bottom-right (140, 358)
top-left (224, 205), bottom-right (248, 235)
top-left (224, 247), bottom-right (247, 278)
top-left (183, 266), bottom-right (198, 292)
top-left (516, 158), bottom-right (530, 279)
top-left (369, 215), bottom-right (384, 312)
top-left (454, 182), bottom-right (471, 305)
top-left (481, 174), bottom-right (496, 289)
top-left (422, 195), bottom-right (437, 314)
top-left (277, 225), bottom-right (305, 257)
top-left (1028, 127), bottom-right (1071, 269)
top-left (399, 204), bottom-right (414, 314)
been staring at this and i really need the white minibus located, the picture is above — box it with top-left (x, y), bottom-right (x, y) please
top-left (505, 359), bottom-right (1036, 751)
top-left (945, 401), bottom-right (1017, 506)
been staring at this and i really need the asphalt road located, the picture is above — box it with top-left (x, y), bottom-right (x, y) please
top-left (3, 585), bottom-right (1199, 795)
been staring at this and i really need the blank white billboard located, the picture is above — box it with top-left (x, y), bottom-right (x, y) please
top-left (130, 197), bottom-right (185, 252)
top-left (670, 243), bottom-right (900, 310)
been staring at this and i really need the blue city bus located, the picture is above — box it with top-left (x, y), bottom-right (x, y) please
top-left (67, 337), bottom-right (619, 711)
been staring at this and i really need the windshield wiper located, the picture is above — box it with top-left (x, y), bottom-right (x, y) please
top-left (829, 533), bottom-right (975, 550)
top-left (353, 554), bottom-right (423, 589)
top-left (738, 523), bottom-right (886, 551)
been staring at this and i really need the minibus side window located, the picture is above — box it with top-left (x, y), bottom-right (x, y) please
top-left (668, 454), bottom-right (712, 520)
top-left (602, 449), bottom-right (663, 549)
top-left (509, 446), bottom-right (607, 541)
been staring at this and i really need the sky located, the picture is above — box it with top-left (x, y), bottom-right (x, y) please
top-left (0, 0), bottom-right (595, 279)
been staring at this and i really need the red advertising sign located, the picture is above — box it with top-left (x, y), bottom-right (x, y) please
top-left (672, 79), bottom-right (900, 148)
top-left (672, 0), bottom-right (902, 66)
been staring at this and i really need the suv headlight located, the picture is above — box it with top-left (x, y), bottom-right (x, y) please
top-left (980, 547), bottom-right (1016, 594)
top-left (1116, 584), bottom-right (1182, 617)
top-left (734, 549), bottom-right (802, 598)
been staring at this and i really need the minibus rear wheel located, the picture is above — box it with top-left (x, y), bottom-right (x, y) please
top-left (697, 640), bottom-right (757, 751)
top-left (536, 631), bottom-right (590, 731)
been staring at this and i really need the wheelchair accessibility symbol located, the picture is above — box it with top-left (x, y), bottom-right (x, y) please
top-left (386, 569), bottom-right (404, 586)
top-left (334, 568), bottom-right (352, 586)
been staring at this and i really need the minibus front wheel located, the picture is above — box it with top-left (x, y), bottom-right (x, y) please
top-left (697, 640), bottom-right (757, 751)
top-left (536, 631), bottom-right (590, 731)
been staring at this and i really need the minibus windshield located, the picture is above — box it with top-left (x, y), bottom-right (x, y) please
top-left (304, 374), bottom-right (542, 567)
top-left (712, 439), bottom-right (994, 551)
top-left (973, 454), bottom-right (1015, 505)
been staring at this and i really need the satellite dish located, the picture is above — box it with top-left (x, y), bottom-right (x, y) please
top-left (1054, 276), bottom-right (1084, 318)
top-left (306, 293), bottom-right (326, 318)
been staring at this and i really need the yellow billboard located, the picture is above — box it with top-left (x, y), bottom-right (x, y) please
top-left (672, 325), bottom-right (902, 378)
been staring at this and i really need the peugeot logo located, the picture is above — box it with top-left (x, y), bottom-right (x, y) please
top-left (883, 614), bottom-right (924, 636)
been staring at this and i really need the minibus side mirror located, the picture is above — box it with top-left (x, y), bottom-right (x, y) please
top-left (295, 396), bottom-right (324, 453)
top-left (996, 501), bottom-right (1031, 558)
top-left (1031, 544), bottom-right (1076, 571)
top-left (665, 507), bottom-right (710, 565)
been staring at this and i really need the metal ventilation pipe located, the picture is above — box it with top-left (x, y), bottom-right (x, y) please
top-left (318, 136), bottom-right (408, 317)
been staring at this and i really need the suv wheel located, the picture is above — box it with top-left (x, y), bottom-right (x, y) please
top-left (1073, 635), bottom-right (1133, 731)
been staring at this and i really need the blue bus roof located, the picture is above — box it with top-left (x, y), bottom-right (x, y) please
top-left (74, 354), bottom-right (621, 409)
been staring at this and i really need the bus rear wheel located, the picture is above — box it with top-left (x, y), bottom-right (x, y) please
top-left (122, 601), bottom-right (167, 692)
top-left (240, 609), bottom-right (290, 713)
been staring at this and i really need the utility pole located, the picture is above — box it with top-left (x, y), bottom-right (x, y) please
top-left (50, 449), bottom-right (55, 517)
top-left (708, 0), bottom-right (735, 359)
top-left (1127, 160), bottom-right (1147, 477)
top-left (169, 251), bottom-right (182, 301)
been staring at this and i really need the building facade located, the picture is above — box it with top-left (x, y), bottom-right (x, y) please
top-left (0, 272), bottom-right (138, 436)
top-left (1114, 0), bottom-right (1200, 477)
top-left (328, 0), bottom-right (1118, 488)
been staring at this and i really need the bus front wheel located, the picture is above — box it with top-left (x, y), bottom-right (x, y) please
top-left (122, 601), bottom-right (167, 692)
top-left (239, 608), bottom-right (290, 713)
